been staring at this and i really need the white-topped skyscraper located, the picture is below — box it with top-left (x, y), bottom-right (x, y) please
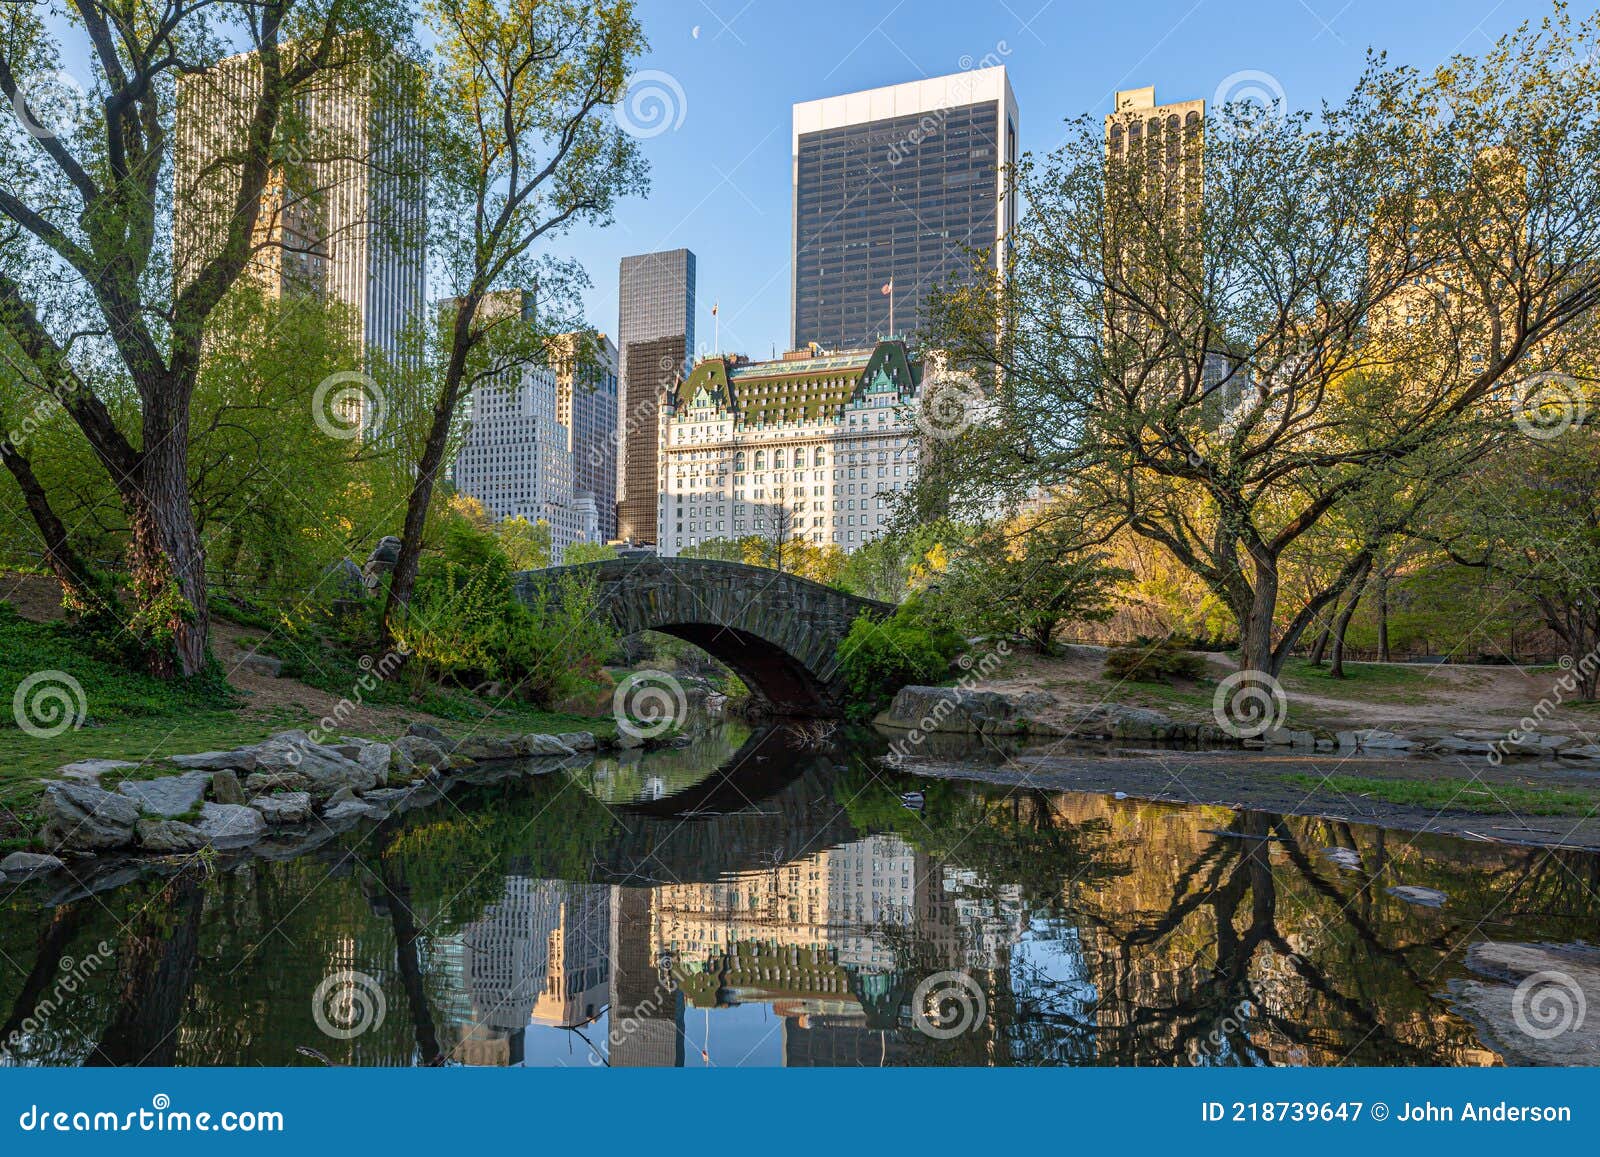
top-left (791, 66), bottom-right (1018, 352)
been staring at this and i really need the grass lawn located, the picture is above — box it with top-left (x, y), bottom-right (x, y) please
top-left (1280, 772), bottom-right (1600, 816)
top-left (0, 604), bottom-right (611, 850)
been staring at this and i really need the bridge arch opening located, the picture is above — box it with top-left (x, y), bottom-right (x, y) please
top-left (648, 623), bottom-right (832, 716)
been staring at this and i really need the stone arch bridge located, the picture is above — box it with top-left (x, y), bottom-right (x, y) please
top-left (513, 557), bottom-right (894, 716)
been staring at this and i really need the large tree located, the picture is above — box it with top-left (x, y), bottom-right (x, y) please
top-left (380, 0), bottom-right (647, 641)
top-left (1, 0), bottom-right (408, 673)
top-left (920, 9), bottom-right (1600, 677)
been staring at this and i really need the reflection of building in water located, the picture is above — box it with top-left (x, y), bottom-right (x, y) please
top-left (609, 886), bottom-right (684, 1067)
top-left (452, 877), bottom-right (611, 1065)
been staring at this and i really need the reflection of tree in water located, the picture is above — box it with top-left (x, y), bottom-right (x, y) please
top-left (2, 730), bottom-right (1599, 1067)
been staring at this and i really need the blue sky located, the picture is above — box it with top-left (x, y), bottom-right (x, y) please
top-left (569, 0), bottom-right (1558, 359)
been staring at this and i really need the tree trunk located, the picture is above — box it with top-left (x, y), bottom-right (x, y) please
top-left (382, 296), bottom-right (480, 645)
top-left (126, 406), bottom-right (209, 677)
top-left (1329, 560), bottom-right (1372, 680)
top-left (1377, 567), bottom-right (1391, 662)
top-left (0, 440), bottom-right (108, 619)
top-left (1308, 618), bottom-right (1333, 667)
top-left (1238, 551), bottom-right (1279, 676)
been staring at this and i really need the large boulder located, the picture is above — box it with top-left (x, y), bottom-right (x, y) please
top-left (194, 802), bottom-right (267, 846)
top-left (116, 772), bottom-right (209, 818)
top-left (356, 743), bottom-right (392, 786)
top-left (1338, 729), bottom-right (1416, 752)
top-left (253, 730), bottom-right (377, 796)
top-left (875, 686), bottom-right (1059, 737)
top-left (394, 734), bottom-right (449, 771)
top-left (1068, 703), bottom-right (1191, 742)
top-left (209, 769), bottom-right (247, 805)
top-left (363, 535), bottom-right (403, 595)
top-left (405, 721), bottom-right (454, 748)
top-left (455, 735), bottom-right (522, 761)
top-left (517, 733), bottom-right (578, 757)
top-left (249, 792), bottom-right (313, 825)
top-left (38, 781), bottom-right (139, 851)
top-left (554, 732), bottom-right (597, 752)
top-left (136, 818), bottom-right (208, 853)
top-left (169, 749), bottom-right (258, 772)
top-left (244, 771), bottom-right (309, 794)
top-left (1, 851), bottom-right (65, 875)
top-left (55, 758), bottom-right (137, 783)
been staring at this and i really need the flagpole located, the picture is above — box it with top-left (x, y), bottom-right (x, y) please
top-left (713, 301), bottom-right (719, 356)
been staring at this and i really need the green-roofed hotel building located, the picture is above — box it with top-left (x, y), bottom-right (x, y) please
top-left (656, 340), bottom-right (923, 556)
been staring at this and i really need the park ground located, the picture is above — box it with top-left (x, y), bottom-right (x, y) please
top-left (943, 644), bottom-right (1600, 850)
top-left (6, 571), bottom-right (1600, 852)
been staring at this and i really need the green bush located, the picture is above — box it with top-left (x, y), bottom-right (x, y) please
top-left (1103, 637), bottom-right (1206, 683)
top-left (835, 601), bottom-right (964, 720)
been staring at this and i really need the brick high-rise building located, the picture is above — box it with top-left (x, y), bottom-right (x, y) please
top-left (616, 250), bottom-right (695, 545)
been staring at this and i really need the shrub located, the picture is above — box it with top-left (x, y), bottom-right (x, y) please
top-left (1103, 637), bottom-right (1206, 683)
top-left (835, 601), bottom-right (964, 720)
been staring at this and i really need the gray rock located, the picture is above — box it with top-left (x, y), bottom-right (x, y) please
top-left (325, 786), bottom-right (358, 807)
top-left (1263, 727), bottom-right (1317, 750)
top-left (1426, 734), bottom-right (1492, 755)
top-left (405, 721), bottom-right (454, 747)
top-left (238, 652), bottom-right (282, 678)
top-left (322, 800), bottom-right (379, 824)
top-left (615, 730), bottom-right (646, 750)
top-left (518, 733), bottom-right (578, 757)
top-left (875, 686), bottom-right (1062, 737)
top-left (357, 742), bottom-right (392, 786)
top-left (209, 769), bottom-right (247, 805)
top-left (394, 735), bottom-right (449, 770)
top-left (194, 802), bottom-right (267, 846)
top-left (554, 732), bottom-right (597, 752)
top-left (136, 818), bottom-right (208, 852)
top-left (169, 749), bottom-right (258, 772)
top-left (249, 792), bottom-right (313, 825)
top-left (244, 771), bottom-right (309, 794)
top-left (253, 729), bottom-right (376, 796)
top-left (1387, 885), bottom-right (1449, 908)
top-left (387, 743), bottom-right (420, 781)
top-left (117, 773), bottom-right (209, 818)
top-left (38, 782), bottom-right (140, 851)
top-left (55, 758), bottom-right (137, 783)
top-left (1341, 729), bottom-right (1417, 752)
top-left (1560, 744), bottom-right (1600, 762)
top-left (456, 735), bottom-right (522, 761)
top-left (1, 851), bottom-right (66, 875)
top-left (1451, 941), bottom-right (1600, 1066)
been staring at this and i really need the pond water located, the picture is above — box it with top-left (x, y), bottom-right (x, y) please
top-left (1, 720), bottom-right (1596, 1067)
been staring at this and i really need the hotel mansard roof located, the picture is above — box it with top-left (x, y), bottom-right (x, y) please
top-left (671, 340), bottom-right (922, 426)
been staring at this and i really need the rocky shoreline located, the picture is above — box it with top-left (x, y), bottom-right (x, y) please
top-left (874, 685), bottom-right (1600, 766)
top-left (0, 723), bottom-right (658, 902)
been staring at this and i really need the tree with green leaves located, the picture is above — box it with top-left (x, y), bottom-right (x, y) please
top-left (381, 0), bottom-right (648, 643)
top-left (1, 0), bottom-right (411, 674)
top-left (920, 8), bottom-right (1600, 678)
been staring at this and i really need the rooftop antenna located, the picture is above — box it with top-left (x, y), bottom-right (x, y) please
top-left (712, 300), bottom-right (719, 356)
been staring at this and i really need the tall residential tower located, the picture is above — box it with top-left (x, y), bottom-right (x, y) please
top-left (791, 67), bottom-right (1018, 351)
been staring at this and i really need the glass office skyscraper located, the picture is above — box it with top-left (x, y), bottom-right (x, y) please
top-left (791, 67), bottom-right (1018, 351)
